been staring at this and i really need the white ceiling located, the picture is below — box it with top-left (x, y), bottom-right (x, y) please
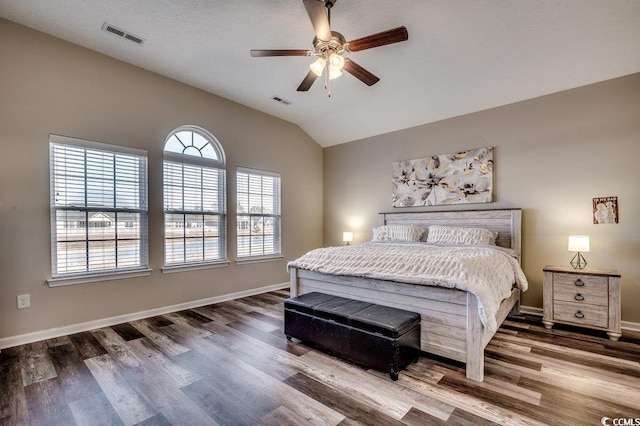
top-left (2, 1), bottom-right (640, 147)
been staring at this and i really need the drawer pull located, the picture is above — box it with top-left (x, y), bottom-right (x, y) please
top-left (574, 293), bottom-right (585, 301)
top-left (574, 310), bottom-right (585, 319)
top-left (574, 278), bottom-right (585, 287)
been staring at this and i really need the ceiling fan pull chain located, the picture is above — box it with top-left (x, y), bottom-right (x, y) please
top-left (324, 60), bottom-right (331, 97)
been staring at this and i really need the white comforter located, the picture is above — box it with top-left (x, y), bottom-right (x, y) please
top-left (287, 242), bottom-right (528, 332)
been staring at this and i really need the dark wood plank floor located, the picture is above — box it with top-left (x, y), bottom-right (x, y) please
top-left (2, 289), bottom-right (639, 425)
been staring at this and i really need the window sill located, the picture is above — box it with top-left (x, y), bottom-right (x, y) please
top-left (235, 255), bottom-right (283, 265)
top-left (47, 269), bottom-right (152, 287)
top-left (161, 261), bottom-right (230, 274)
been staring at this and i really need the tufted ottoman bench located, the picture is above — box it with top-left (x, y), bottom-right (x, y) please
top-left (284, 292), bottom-right (421, 380)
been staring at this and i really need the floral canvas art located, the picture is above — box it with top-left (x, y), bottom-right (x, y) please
top-left (392, 147), bottom-right (493, 207)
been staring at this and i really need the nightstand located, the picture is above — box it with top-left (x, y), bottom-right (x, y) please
top-left (542, 265), bottom-right (621, 341)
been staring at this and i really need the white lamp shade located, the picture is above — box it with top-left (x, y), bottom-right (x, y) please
top-left (568, 235), bottom-right (590, 252)
top-left (328, 69), bottom-right (342, 80)
top-left (328, 53), bottom-right (345, 71)
top-left (343, 231), bottom-right (354, 243)
top-left (310, 58), bottom-right (326, 77)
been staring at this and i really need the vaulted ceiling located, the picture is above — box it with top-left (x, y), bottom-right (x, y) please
top-left (2, 0), bottom-right (639, 147)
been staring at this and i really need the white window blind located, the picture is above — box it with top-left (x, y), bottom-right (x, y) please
top-left (236, 168), bottom-right (281, 258)
top-left (163, 126), bottom-right (227, 266)
top-left (49, 135), bottom-right (148, 277)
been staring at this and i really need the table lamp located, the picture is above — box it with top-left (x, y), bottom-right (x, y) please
top-left (568, 235), bottom-right (589, 269)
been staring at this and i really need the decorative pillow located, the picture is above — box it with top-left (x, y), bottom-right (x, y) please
top-left (372, 224), bottom-right (424, 242)
top-left (426, 225), bottom-right (497, 245)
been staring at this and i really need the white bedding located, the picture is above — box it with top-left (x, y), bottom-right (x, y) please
top-left (287, 242), bottom-right (528, 332)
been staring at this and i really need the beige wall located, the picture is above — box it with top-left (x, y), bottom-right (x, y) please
top-left (0, 19), bottom-right (323, 339)
top-left (1, 16), bottom-right (638, 341)
top-left (324, 73), bottom-right (640, 324)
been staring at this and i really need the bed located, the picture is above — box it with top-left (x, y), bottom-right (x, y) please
top-left (288, 208), bottom-right (525, 382)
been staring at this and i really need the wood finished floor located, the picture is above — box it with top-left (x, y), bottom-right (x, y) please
top-left (2, 290), bottom-right (640, 426)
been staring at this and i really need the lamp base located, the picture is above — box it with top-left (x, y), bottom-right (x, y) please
top-left (570, 252), bottom-right (587, 269)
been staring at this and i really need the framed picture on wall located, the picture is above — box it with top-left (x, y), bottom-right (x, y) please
top-left (593, 196), bottom-right (618, 224)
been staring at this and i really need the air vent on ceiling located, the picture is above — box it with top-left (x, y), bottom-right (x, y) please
top-left (101, 22), bottom-right (145, 45)
top-left (271, 96), bottom-right (291, 105)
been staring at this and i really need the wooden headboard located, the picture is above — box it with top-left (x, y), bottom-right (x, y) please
top-left (379, 208), bottom-right (522, 261)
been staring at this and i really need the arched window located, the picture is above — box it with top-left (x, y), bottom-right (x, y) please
top-left (163, 126), bottom-right (226, 267)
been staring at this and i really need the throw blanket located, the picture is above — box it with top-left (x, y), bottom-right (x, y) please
top-left (287, 242), bottom-right (528, 332)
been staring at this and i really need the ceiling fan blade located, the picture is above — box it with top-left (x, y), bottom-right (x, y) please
top-left (303, 0), bottom-right (331, 42)
top-left (346, 26), bottom-right (408, 52)
top-left (343, 58), bottom-right (380, 86)
top-left (297, 70), bottom-right (319, 91)
top-left (250, 49), bottom-right (311, 57)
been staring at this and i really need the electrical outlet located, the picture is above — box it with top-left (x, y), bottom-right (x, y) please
top-left (17, 294), bottom-right (30, 309)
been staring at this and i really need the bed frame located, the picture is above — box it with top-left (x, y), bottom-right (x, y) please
top-left (289, 208), bottom-right (522, 382)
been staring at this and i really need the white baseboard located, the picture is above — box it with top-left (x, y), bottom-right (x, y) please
top-left (621, 320), bottom-right (640, 333)
top-left (0, 282), bottom-right (289, 350)
top-left (519, 305), bottom-right (640, 332)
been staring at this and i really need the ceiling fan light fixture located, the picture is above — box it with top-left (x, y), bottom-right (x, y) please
top-left (328, 53), bottom-right (345, 71)
top-left (310, 57), bottom-right (326, 77)
top-left (329, 68), bottom-right (342, 80)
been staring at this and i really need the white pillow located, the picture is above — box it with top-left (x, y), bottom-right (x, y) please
top-left (372, 224), bottom-right (424, 242)
top-left (426, 225), bottom-right (497, 245)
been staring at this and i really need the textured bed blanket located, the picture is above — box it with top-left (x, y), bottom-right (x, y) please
top-left (287, 242), bottom-right (528, 332)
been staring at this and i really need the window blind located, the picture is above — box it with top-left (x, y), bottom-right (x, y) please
top-left (50, 135), bottom-right (148, 277)
top-left (162, 126), bottom-right (227, 267)
top-left (236, 167), bottom-right (281, 258)
top-left (163, 161), bottom-right (226, 265)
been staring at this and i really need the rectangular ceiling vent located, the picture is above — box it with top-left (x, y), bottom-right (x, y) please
top-left (101, 22), bottom-right (145, 45)
top-left (271, 96), bottom-right (291, 105)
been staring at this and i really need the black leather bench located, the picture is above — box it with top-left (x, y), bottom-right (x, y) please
top-left (284, 292), bottom-right (421, 380)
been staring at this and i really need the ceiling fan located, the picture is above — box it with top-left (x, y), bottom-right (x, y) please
top-left (250, 0), bottom-right (408, 96)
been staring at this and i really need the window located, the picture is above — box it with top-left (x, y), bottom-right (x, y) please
top-left (163, 126), bottom-right (226, 267)
top-left (49, 135), bottom-right (148, 280)
top-left (236, 168), bottom-right (281, 259)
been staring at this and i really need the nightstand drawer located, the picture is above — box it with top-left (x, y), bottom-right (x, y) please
top-left (553, 301), bottom-right (608, 328)
top-left (553, 284), bottom-right (608, 306)
top-left (553, 273), bottom-right (608, 293)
